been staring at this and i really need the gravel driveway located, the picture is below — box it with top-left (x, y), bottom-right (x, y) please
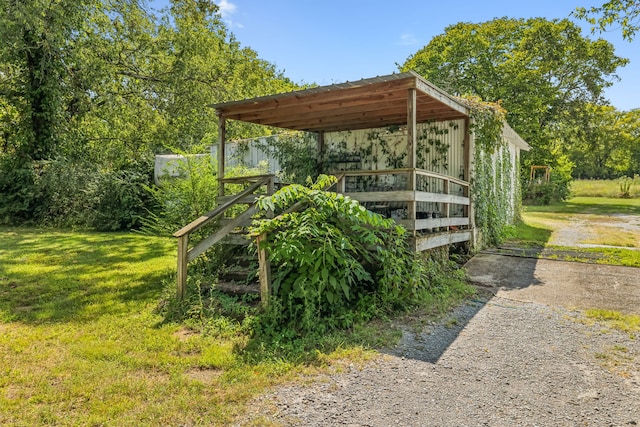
top-left (237, 261), bottom-right (640, 426)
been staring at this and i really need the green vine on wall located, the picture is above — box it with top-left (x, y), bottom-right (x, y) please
top-left (463, 96), bottom-right (516, 247)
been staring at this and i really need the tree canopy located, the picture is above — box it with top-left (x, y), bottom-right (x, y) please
top-left (0, 0), bottom-right (299, 226)
top-left (575, 0), bottom-right (640, 41)
top-left (400, 17), bottom-right (629, 184)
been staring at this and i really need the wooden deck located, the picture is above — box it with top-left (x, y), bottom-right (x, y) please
top-left (333, 168), bottom-right (472, 251)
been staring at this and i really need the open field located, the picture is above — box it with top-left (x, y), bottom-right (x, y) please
top-left (571, 178), bottom-right (640, 198)
top-left (511, 197), bottom-right (640, 267)
top-left (0, 227), bottom-right (471, 426)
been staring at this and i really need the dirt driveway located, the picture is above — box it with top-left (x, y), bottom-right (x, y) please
top-left (466, 253), bottom-right (640, 314)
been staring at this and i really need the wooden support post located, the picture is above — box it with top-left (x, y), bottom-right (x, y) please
top-left (336, 174), bottom-right (346, 194)
top-left (407, 88), bottom-right (417, 231)
top-left (217, 115), bottom-right (226, 197)
top-left (266, 175), bottom-right (275, 219)
top-left (317, 131), bottom-right (325, 176)
top-left (176, 235), bottom-right (189, 300)
top-left (443, 179), bottom-right (450, 219)
top-left (256, 232), bottom-right (271, 307)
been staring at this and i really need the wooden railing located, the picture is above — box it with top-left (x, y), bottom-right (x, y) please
top-left (173, 175), bottom-right (275, 300)
top-left (334, 168), bottom-right (470, 236)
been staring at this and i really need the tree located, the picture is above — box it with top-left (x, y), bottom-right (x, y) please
top-left (574, 0), bottom-right (640, 41)
top-left (566, 104), bottom-right (638, 178)
top-left (401, 18), bottom-right (628, 185)
top-left (0, 0), bottom-right (298, 226)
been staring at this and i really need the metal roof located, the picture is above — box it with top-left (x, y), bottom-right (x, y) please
top-left (212, 71), bottom-right (470, 133)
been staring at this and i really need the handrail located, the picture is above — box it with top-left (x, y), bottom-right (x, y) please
top-left (336, 168), bottom-right (469, 188)
top-left (415, 169), bottom-right (469, 188)
top-left (173, 176), bottom-right (272, 238)
top-left (174, 174), bottom-right (274, 300)
top-left (219, 174), bottom-right (277, 184)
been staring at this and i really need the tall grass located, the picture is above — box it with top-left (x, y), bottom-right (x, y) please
top-left (572, 178), bottom-right (640, 198)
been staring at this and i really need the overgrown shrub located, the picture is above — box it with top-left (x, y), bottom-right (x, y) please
top-left (523, 173), bottom-right (571, 205)
top-left (249, 175), bottom-right (443, 339)
top-left (0, 155), bottom-right (153, 230)
top-left (91, 161), bottom-right (154, 231)
top-left (142, 155), bottom-right (219, 236)
top-left (0, 157), bottom-right (42, 224)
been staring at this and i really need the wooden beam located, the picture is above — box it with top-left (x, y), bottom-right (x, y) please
top-left (407, 88), bottom-right (417, 227)
top-left (217, 115), bottom-right (226, 197)
top-left (317, 131), bottom-right (324, 176)
top-left (216, 78), bottom-right (415, 117)
top-left (415, 79), bottom-right (469, 117)
top-left (398, 217), bottom-right (470, 230)
top-left (176, 235), bottom-right (188, 300)
top-left (256, 232), bottom-right (271, 307)
top-left (414, 230), bottom-right (472, 252)
top-left (231, 91), bottom-right (409, 123)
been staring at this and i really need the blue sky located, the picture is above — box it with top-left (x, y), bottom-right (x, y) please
top-left (159, 0), bottom-right (639, 111)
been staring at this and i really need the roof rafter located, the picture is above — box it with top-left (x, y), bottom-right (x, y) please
top-left (212, 71), bottom-right (470, 133)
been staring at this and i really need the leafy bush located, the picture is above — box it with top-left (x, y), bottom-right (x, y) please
top-left (523, 173), bottom-right (571, 205)
top-left (249, 175), bottom-right (442, 339)
top-left (91, 161), bottom-right (154, 231)
top-left (0, 157), bottom-right (42, 224)
top-left (142, 155), bottom-right (220, 236)
top-left (0, 156), bottom-right (153, 230)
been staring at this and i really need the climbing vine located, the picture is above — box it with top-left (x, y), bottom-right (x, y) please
top-left (463, 96), bottom-right (517, 247)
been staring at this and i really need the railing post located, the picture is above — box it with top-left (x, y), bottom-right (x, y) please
top-left (443, 178), bottom-right (450, 219)
top-left (176, 234), bottom-right (189, 300)
top-left (256, 232), bottom-right (271, 307)
top-left (408, 169), bottom-right (417, 236)
top-left (336, 174), bottom-right (345, 194)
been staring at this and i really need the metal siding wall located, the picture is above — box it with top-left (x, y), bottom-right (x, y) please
top-left (211, 138), bottom-right (281, 173)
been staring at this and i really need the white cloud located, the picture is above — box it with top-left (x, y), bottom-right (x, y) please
top-left (218, 0), bottom-right (237, 19)
top-left (218, 1), bottom-right (243, 28)
top-left (397, 33), bottom-right (419, 46)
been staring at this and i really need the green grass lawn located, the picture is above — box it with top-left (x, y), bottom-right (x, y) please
top-left (0, 227), bottom-right (471, 426)
top-left (0, 228), bottom-right (309, 426)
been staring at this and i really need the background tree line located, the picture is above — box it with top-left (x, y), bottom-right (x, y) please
top-left (401, 15), bottom-right (639, 199)
top-left (1, 0), bottom-right (638, 229)
top-left (0, 0), bottom-right (298, 228)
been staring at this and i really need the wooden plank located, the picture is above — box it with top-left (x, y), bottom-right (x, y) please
top-left (174, 176), bottom-right (270, 238)
top-left (398, 217), bottom-right (469, 230)
top-left (414, 230), bottom-right (472, 252)
top-left (219, 174), bottom-right (275, 184)
top-left (415, 191), bottom-right (469, 205)
top-left (340, 168), bottom-right (413, 177)
top-left (344, 190), bottom-right (414, 203)
top-left (442, 179), bottom-right (450, 219)
top-left (233, 92), bottom-right (409, 123)
top-left (187, 205), bottom-right (258, 262)
top-left (415, 169), bottom-right (469, 188)
top-left (415, 78), bottom-right (470, 117)
top-left (216, 78), bottom-right (415, 116)
top-left (256, 232), bottom-right (271, 307)
top-left (176, 235), bottom-right (188, 300)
